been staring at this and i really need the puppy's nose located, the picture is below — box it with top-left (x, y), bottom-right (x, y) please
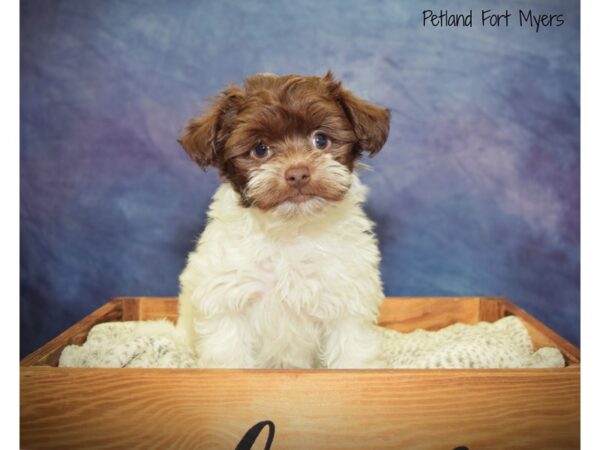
top-left (285, 166), bottom-right (311, 188)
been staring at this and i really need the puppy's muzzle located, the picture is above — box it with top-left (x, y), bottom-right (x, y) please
top-left (285, 166), bottom-right (311, 189)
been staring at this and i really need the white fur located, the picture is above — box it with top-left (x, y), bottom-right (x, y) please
top-left (176, 175), bottom-right (385, 368)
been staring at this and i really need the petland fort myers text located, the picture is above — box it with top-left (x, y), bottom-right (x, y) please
top-left (422, 9), bottom-right (565, 32)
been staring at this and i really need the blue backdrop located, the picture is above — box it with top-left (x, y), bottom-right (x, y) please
top-left (20, 0), bottom-right (580, 357)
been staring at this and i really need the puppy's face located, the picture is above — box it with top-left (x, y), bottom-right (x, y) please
top-left (179, 72), bottom-right (390, 217)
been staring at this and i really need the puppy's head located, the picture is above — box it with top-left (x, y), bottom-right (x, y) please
top-left (179, 72), bottom-right (390, 217)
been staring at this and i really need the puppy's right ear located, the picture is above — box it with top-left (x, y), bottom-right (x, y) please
top-left (178, 86), bottom-right (244, 169)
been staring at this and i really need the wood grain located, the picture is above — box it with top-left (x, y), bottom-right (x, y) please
top-left (21, 297), bottom-right (580, 367)
top-left (20, 300), bottom-right (123, 367)
top-left (21, 296), bottom-right (580, 450)
top-left (126, 296), bottom-right (502, 327)
top-left (21, 366), bottom-right (579, 450)
top-left (129, 296), bottom-right (488, 329)
top-left (378, 297), bottom-right (480, 332)
top-left (477, 297), bottom-right (506, 322)
top-left (124, 296), bottom-right (178, 322)
top-left (500, 299), bottom-right (580, 364)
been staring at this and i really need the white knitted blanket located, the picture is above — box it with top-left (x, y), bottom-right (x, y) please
top-left (59, 316), bottom-right (564, 369)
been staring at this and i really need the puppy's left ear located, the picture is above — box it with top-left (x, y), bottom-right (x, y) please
top-left (323, 71), bottom-right (390, 156)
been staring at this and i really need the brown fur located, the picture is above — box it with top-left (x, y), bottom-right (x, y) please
top-left (178, 72), bottom-right (390, 208)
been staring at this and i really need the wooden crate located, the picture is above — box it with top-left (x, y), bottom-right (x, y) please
top-left (21, 297), bottom-right (580, 450)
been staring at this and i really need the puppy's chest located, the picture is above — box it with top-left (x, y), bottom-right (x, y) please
top-left (252, 237), bottom-right (341, 297)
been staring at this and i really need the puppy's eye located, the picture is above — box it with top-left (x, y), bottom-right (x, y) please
top-left (252, 143), bottom-right (270, 159)
top-left (312, 133), bottom-right (329, 150)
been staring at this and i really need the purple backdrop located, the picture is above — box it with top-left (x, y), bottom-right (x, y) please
top-left (20, 0), bottom-right (580, 357)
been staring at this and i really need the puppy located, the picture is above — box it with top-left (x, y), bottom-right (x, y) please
top-left (176, 72), bottom-right (390, 368)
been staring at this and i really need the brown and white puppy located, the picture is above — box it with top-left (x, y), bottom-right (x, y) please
top-left (176, 72), bottom-right (390, 368)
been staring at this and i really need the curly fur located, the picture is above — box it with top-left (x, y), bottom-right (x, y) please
top-left (176, 72), bottom-right (390, 368)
